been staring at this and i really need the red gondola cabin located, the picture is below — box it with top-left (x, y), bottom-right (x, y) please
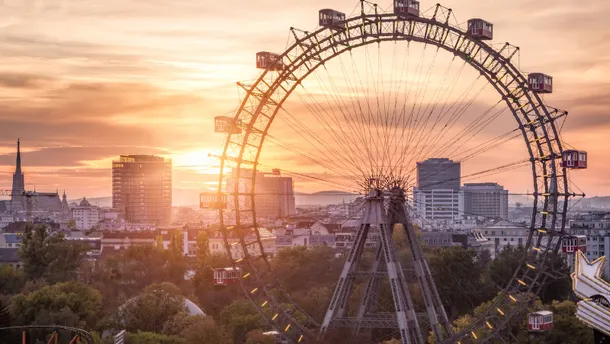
top-left (528, 73), bottom-right (553, 94)
top-left (467, 19), bottom-right (493, 40)
top-left (213, 267), bottom-right (241, 287)
top-left (394, 0), bottom-right (420, 17)
top-left (562, 235), bottom-right (587, 254)
top-left (256, 52), bottom-right (284, 71)
top-left (319, 9), bottom-right (346, 29)
top-left (561, 150), bottom-right (587, 169)
top-left (214, 116), bottom-right (241, 134)
top-left (528, 311), bottom-right (553, 332)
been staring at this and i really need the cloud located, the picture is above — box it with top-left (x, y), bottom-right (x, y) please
top-left (0, 72), bottom-right (54, 89)
top-left (0, 146), bottom-right (168, 168)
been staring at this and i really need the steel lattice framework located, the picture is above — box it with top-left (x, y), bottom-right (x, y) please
top-left (216, 3), bottom-right (574, 343)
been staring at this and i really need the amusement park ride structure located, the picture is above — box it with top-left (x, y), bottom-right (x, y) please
top-left (205, 0), bottom-right (595, 343)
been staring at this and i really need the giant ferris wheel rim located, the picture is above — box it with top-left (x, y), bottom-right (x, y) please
top-left (217, 5), bottom-right (571, 344)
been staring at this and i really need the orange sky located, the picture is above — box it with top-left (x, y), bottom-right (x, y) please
top-left (0, 0), bottom-right (608, 205)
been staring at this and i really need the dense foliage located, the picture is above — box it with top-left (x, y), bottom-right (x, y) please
top-left (0, 224), bottom-right (589, 343)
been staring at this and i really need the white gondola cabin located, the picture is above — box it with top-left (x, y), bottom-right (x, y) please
top-left (561, 150), bottom-right (587, 169)
top-left (562, 235), bottom-right (587, 254)
top-left (319, 9), bottom-right (346, 29)
top-left (528, 311), bottom-right (553, 332)
top-left (256, 51), bottom-right (284, 71)
top-left (467, 19), bottom-right (493, 40)
top-left (213, 267), bottom-right (241, 287)
top-left (394, 0), bottom-right (420, 17)
top-left (200, 192), bottom-right (227, 209)
top-left (528, 73), bottom-right (553, 94)
top-left (214, 116), bottom-right (241, 134)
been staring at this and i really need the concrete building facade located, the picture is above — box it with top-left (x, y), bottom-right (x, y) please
top-left (71, 198), bottom-right (101, 230)
top-left (112, 155), bottom-right (172, 224)
top-left (416, 158), bottom-right (461, 191)
top-left (229, 169), bottom-right (296, 220)
top-left (570, 212), bottom-right (610, 278)
top-left (474, 220), bottom-right (529, 257)
top-left (462, 183), bottom-right (509, 220)
top-left (414, 158), bottom-right (463, 230)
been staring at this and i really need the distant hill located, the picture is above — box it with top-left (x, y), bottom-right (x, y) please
top-left (72, 190), bottom-right (549, 209)
top-left (295, 191), bottom-right (359, 206)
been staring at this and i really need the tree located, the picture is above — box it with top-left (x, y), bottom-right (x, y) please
top-left (428, 247), bottom-right (494, 317)
top-left (117, 282), bottom-right (187, 333)
top-left (446, 297), bottom-right (593, 344)
top-left (124, 331), bottom-right (184, 344)
top-left (155, 235), bottom-right (165, 250)
top-left (271, 246), bottom-right (343, 293)
top-left (192, 231), bottom-right (213, 290)
top-left (489, 245), bottom-right (571, 302)
top-left (196, 231), bottom-right (210, 265)
top-left (0, 264), bottom-right (26, 295)
top-left (168, 229), bottom-right (184, 258)
top-left (161, 312), bottom-right (200, 336)
top-left (296, 287), bottom-right (332, 323)
top-left (219, 301), bottom-right (265, 344)
top-left (18, 224), bottom-right (88, 282)
top-left (0, 297), bottom-right (10, 327)
top-left (477, 249), bottom-right (492, 269)
top-left (183, 316), bottom-right (232, 344)
top-left (9, 281), bottom-right (101, 328)
top-left (489, 245), bottom-right (525, 288)
top-left (245, 330), bottom-right (275, 344)
top-left (92, 244), bottom-right (192, 314)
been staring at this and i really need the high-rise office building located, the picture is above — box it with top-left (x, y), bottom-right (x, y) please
top-left (413, 158), bottom-right (462, 229)
top-left (416, 158), bottom-right (460, 191)
top-left (112, 155), bottom-right (172, 224)
top-left (228, 168), bottom-right (295, 219)
top-left (462, 183), bottom-right (509, 220)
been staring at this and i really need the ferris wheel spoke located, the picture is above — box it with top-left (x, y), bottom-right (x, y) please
top-left (344, 48), bottom-right (383, 176)
top-left (388, 43), bottom-right (429, 180)
top-left (443, 106), bottom-right (510, 160)
top-left (264, 134), bottom-right (362, 187)
top-left (378, 41), bottom-right (401, 179)
top-left (400, 47), bottom-right (441, 163)
top-left (402, 76), bottom-right (488, 172)
top-left (274, 109), bottom-right (358, 175)
top-left (455, 130), bottom-right (521, 162)
top-left (314, 58), bottom-right (378, 176)
top-left (395, 55), bottom-right (465, 180)
top-left (302, 54), bottom-right (378, 177)
top-left (284, 75), bottom-right (372, 176)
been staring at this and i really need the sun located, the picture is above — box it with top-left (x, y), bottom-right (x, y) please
top-left (171, 149), bottom-right (222, 175)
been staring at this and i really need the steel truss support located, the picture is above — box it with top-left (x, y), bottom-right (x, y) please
top-left (319, 188), bottom-right (449, 344)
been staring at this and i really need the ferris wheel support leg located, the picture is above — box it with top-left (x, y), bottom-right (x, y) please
top-left (319, 219), bottom-right (371, 338)
top-left (354, 242), bottom-right (385, 330)
top-left (378, 217), bottom-right (417, 344)
top-left (386, 193), bottom-right (452, 341)
top-left (401, 214), bottom-right (453, 339)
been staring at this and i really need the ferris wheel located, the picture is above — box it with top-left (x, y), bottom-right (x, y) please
top-left (205, 1), bottom-right (587, 343)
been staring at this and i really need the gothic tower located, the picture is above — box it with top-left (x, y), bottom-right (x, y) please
top-left (11, 139), bottom-right (25, 211)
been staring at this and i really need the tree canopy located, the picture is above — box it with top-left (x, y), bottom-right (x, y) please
top-left (9, 281), bottom-right (101, 328)
top-left (18, 224), bottom-right (89, 283)
top-left (116, 282), bottom-right (187, 333)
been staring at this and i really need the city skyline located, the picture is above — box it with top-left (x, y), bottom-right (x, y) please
top-left (0, 0), bottom-right (607, 201)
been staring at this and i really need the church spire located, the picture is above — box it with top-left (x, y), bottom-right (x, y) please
top-left (15, 138), bottom-right (21, 174)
